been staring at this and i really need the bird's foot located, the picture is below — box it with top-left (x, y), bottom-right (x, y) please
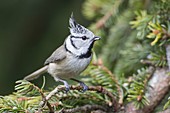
top-left (79, 81), bottom-right (88, 92)
top-left (63, 80), bottom-right (70, 93)
top-left (70, 78), bottom-right (88, 92)
top-left (55, 77), bottom-right (70, 93)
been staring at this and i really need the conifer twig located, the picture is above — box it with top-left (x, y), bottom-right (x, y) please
top-left (44, 85), bottom-right (118, 112)
top-left (57, 104), bottom-right (107, 113)
top-left (99, 65), bottom-right (123, 105)
top-left (124, 68), bottom-right (170, 113)
top-left (93, 59), bottom-right (123, 106)
top-left (70, 85), bottom-right (118, 110)
top-left (32, 84), bottom-right (54, 113)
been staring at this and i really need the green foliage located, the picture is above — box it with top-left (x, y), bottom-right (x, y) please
top-left (0, 95), bottom-right (26, 112)
top-left (0, 93), bottom-right (40, 113)
top-left (81, 0), bottom-right (170, 111)
top-left (147, 21), bottom-right (165, 46)
top-left (130, 1), bottom-right (170, 46)
top-left (101, 9), bottom-right (134, 70)
top-left (83, 0), bottom-right (128, 22)
top-left (1, 0), bottom-right (170, 112)
top-left (83, 0), bottom-right (152, 77)
top-left (53, 90), bottom-right (106, 109)
top-left (15, 80), bottom-right (41, 96)
top-left (83, 0), bottom-right (129, 54)
top-left (127, 68), bottom-right (150, 109)
top-left (164, 97), bottom-right (170, 110)
top-left (0, 80), bottom-right (42, 112)
top-left (114, 37), bottom-right (151, 76)
top-left (81, 63), bottom-right (119, 96)
top-left (148, 48), bottom-right (167, 67)
top-left (154, 0), bottom-right (170, 23)
top-left (82, 0), bottom-right (108, 20)
top-left (0, 76), bottom-right (115, 112)
top-left (130, 10), bottom-right (152, 40)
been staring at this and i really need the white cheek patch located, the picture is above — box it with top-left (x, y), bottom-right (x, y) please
top-left (65, 36), bottom-right (90, 56)
top-left (73, 39), bottom-right (84, 49)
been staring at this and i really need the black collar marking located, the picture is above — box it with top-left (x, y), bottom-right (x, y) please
top-left (64, 43), bottom-right (72, 54)
top-left (78, 51), bottom-right (92, 59)
top-left (78, 41), bottom-right (94, 59)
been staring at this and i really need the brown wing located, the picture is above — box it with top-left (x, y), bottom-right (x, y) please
top-left (44, 45), bottom-right (67, 65)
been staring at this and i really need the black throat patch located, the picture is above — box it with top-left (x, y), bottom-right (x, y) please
top-left (78, 41), bottom-right (94, 59)
top-left (78, 50), bottom-right (92, 59)
top-left (64, 39), bottom-right (94, 59)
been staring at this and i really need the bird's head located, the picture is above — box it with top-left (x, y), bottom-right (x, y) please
top-left (65, 14), bottom-right (100, 58)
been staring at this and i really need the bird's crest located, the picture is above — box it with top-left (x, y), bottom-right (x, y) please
top-left (69, 13), bottom-right (87, 35)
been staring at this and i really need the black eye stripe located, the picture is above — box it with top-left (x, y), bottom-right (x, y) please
top-left (71, 35), bottom-right (89, 40)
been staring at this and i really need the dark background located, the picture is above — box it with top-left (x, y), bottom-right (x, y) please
top-left (0, 0), bottom-right (87, 95)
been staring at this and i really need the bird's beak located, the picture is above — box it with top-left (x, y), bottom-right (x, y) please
top-left (93, 36), bottom-right (101, 41)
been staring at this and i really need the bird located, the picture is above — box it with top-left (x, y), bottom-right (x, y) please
top-left (24, 14), bottom-right (100, 92)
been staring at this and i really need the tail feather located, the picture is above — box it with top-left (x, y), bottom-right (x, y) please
top-left (24, 65), bottom-right (48, 81)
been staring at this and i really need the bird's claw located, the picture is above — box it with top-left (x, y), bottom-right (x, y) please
top-left (70, 78), bottom-right (88, 92)
top-left (79, 82), bottom-right (88, 92)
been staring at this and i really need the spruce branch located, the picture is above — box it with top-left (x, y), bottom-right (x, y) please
top-left (14, 80), bottom-right (118, 112)
top-left (124, 67), bottom-right (170, 113)
top-left (143, 48), bottom-right (167, 67)
top-left (15, 80), bottom-right (54, 112)
top-left (46, 85), bottom-right (119, 112)
top-left (93, 59), bottom-right (123, 105)
top-left (126, 67), bottom-right (154, 109)
top-left (57, 104), bottom-right (106, 113)
top-left (81, 60), bottom-right (121, 97)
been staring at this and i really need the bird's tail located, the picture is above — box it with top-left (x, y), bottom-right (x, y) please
top-left (24, 65), bottom-right (48, 81)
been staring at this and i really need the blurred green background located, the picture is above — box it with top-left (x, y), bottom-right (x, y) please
top-left (0, 0), bottom-right (87, 95)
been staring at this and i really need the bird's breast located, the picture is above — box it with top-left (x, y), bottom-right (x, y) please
top-left (47, 54), bottom-right (92, 79)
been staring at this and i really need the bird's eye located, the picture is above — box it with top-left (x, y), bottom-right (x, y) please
top-left (82, 36), bottom-right (87, 40)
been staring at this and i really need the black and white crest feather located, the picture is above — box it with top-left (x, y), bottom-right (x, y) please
top-left (69, 14), bottom-right (87, 35)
